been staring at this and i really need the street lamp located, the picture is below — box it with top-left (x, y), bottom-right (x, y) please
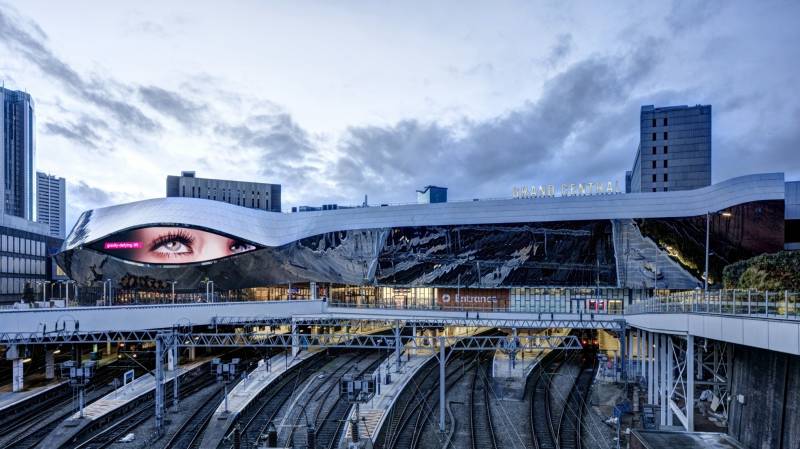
top-left (704, 210), bottom-right (733, 296)
top-left (200, 280), bottom-right (214, 303)
top-left (168, 281), bottom-right (178, 304)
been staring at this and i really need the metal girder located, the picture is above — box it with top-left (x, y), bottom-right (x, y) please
top-left (175, 333), bottom-right (582, 350)
top-left (0, 329), bottom-right (166, 345)
top-left (292, 315), bottom-right (621, 330)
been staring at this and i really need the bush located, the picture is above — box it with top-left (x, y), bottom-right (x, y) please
top-left (723, 251), bottom-right (800, 290)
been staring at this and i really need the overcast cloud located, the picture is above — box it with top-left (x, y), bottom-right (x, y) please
top-left (0, 1), bottom-right (798, 231)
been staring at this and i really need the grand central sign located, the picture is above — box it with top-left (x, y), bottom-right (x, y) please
top-left (512, 181), bottom-right (621, 199)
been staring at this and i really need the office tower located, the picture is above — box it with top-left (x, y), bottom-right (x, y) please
top-left (1, 87), bottom-right (35, 219)
top-left (626, 104), bottom-right (711, 193)
top-left (166, 171), bottom-right (282, 212)
top-left (36, 172), bottom-right (66, 238)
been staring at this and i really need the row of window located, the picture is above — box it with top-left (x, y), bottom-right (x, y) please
top-left (184, 185), bottom-right (269, 209)
top-left (0, 277), bottom-right (37, 295)
top-left (0, 234), bottom-right (46, 256)
top-left (0, 256), bottom-right (46, 275)
top-left (651, 146), bottom-right (668, 155)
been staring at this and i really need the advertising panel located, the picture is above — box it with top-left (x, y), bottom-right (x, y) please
top-left (435, 288), bottom-right (509, 310)
top-left (90, 226), bottom-right (259, 264)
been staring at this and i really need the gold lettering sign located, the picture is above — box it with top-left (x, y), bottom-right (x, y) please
top-left (512, 180), bottom-right (621, 199)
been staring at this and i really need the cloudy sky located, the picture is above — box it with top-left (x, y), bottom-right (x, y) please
top-left (1, 1), bottom-right (799, 230)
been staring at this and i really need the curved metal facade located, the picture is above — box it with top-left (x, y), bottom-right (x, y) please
top-left (56, 173), bottom-right (786, 290)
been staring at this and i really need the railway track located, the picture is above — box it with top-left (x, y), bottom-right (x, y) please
top-left (313, 353), bottom-right (387, 449)
top-left (283, 352), bottom-right (374, 448)
top-left (529, 348), bottom-right (596, 449)
top-left (224, 352), bottom-right (332, 449)
top-left (469, 356), bottom-right (497, 449)
top-left (557, 353), bottom-right (598, 449)
top-left (0, 361), bottom-right (145, 449)
top-left (70, 368), bottom-right (216, 449)
top-left (162, 384), bottom-right (225, 449)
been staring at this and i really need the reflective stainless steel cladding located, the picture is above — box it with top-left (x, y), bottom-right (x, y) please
top-left (56, 173), bottom-right (786, 291)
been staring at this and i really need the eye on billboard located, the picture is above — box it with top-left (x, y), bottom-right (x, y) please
top-left (90, 226), bottom-right (258, 264)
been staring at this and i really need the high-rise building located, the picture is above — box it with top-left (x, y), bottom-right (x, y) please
top-left (166, 171), bottom-right (282, 212)
top-left (1, 87), bottom-right (35, 220)
top-left (626, 104), bottom-right (711, 193)
top-left (36, 172), bottom-right (66, 238)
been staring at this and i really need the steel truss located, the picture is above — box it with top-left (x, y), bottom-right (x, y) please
top-left (649, 334), bottom-right (731, 431)
top-left (298, 315), bottom-right (623, 329)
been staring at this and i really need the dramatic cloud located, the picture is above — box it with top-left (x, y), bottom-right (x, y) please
top-left (43, 115), bottom-right (109, 150)
top-left (0, 5), bottom-right (160, 132)
top-left (138, 85), bottom-right (206, 128)
top-left (0, 1), bottom-right (798, 229)
top-left (329, 40), bottom-right (660, 201)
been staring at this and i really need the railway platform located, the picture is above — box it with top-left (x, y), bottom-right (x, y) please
top-left (0, 378), bottom-right (67, 411)
top-left (37, 359), bottom-right (206, 449)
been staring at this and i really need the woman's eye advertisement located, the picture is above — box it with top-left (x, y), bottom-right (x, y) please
top-left (91, 227), bottom-right (258, 264)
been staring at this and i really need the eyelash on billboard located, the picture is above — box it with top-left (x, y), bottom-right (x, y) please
top-left (149, 229), bottom-right (195, 252)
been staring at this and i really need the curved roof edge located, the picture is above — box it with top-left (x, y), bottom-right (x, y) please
top-left (63, 172), bottom-right (785, 250)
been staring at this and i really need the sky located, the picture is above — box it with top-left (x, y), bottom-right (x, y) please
top-left (1, 1), bottom-right (799, 231)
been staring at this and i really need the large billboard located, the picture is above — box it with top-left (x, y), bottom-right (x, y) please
top-left (89, 226), bottom-right (259, 264)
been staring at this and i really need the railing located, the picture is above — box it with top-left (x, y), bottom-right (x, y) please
top-left (626, 289), bottom-right (800, 320)
top-left (328, 297), bottom-right (626, 315)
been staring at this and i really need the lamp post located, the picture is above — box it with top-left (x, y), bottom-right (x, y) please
top-left (169, 281), bottom-right (178, 304)
top-left (200, 280), bottom-right (214, 303)
top-left (704, 210), bottom-right (732, 297)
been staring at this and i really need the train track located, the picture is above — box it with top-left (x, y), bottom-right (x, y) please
top-left (162, 384), bottom-right (225, 449)
top-left (469, 356), bottom-right (497, 449)
top-left (70, 369), bottom-right (216, 449)
top-left (557, 353), bottom-right (597, 449)
top-left (283, 352), bottom-right (373, 448)
top-left (225, 353), bottom-right (332, 449)
top-left (0, 361), bottom-right (145, 449)
top-left (314, 353), bottom-right (387, 449)
top-left (529, 349), bottom-right (596, 449)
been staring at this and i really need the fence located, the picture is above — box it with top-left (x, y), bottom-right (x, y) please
top-left (626, 289), bottom-right (800, 319)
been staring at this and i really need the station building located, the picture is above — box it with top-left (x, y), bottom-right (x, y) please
top-left (56, 172), bottom-right (797, 307)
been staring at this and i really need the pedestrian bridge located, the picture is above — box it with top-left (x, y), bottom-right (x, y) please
top-left (0, 295), bottom-right (798, 355)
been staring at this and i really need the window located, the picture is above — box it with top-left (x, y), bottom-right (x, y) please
top-left (652, 188), bottom-right (657, 192)
top-left (652, 132), bottom-right (657, 141)
top-left (664, 146), bottom-right (668, 154)
top-left (652, 160), bottom-right (657, 169)
top-left (652, 174), bottom-right (657, 182)
top-left (663, 117), bottom-right (668, 126)
top-left (664, 187), bottom-right (669, 192)
top-left (182, 185), bottom-right (185, 196)
top-left (663, 160), bottom-right (668, 168)
top-left (663, 173), bottom-right (669, 182)
top-left (663, 132), bottom-right (668, 140)
top-left (652, 146), bottom-right (657, 155)
top-left (652, 118), bottom-right (657, 127)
